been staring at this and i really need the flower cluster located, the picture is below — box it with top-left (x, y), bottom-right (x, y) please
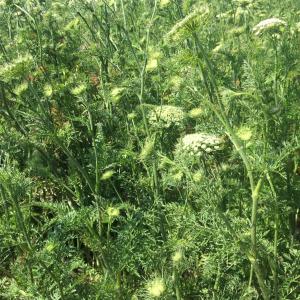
top-left (172, 250), bottom-right (183, 264)
top-left (176, 133), bottom-right (225, 157)
top-left (253, 18), bottom-right (287, 36)
top-left (0, 54), bottom-right (33, 82)
top-left (107, 207), bottom-right (120, 219)
top-left (139, 136), bottom-right (155, 161)
top-left (148, 105), bottom-right (186, 130)
top-left (147, 277), bottom-right (165, 298)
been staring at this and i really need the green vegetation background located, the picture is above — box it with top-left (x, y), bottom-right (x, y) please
top-left (0, 0), bottom-right (300, 299)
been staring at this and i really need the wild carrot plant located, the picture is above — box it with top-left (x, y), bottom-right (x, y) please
top-left (0, 0), bottom-right (300, 299)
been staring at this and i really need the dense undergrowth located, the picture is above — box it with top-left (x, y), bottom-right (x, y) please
top-left (0, 0), bottom-right (300, 299)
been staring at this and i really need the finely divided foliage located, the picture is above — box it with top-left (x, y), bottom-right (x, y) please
top-left (0, 0), bottom-right (300, 299)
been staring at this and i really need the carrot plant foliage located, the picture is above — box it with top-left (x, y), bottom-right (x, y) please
top-left (1, 0), bottom-right (300, 299)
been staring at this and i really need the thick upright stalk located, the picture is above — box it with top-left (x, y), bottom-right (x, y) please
top-left (191, 30), bottom-right (270, 299)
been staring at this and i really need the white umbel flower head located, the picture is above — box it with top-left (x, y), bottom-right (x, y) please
top-left (147, 277), bottom-right (165, 298)
top-left (253, 18), bottom-right (287, 36)
top-left (176, 133), bottom-right (224, 157)
top-left (148, 105), bottom-right (186, 129)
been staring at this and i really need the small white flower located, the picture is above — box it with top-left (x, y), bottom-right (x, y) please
top-left (253, 18), bottom-right (287, 36)
top-left (205, 147), bottom-right (213, 153)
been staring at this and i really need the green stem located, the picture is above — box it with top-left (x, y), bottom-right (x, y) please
top-left (191, 31), bottom-right (270, 299)
top-left (273, 37), bottom-right (278, 106)
top-left (86, 101), bottom-right (100, 196)
top-left (248, 265), bottom-right (254, 288)
top-left (251, 178), bottom-right (263, 257)
top-left (120, 0), bottom-right (127, 30)
top-left (138, 0), bottom-right (157, 136)
top-left (172, 269), bottom-right (182, 300)
top-left (266, 173), bottom-right (279, 300)
top-left (250, 178), bottom-right (270, 300)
